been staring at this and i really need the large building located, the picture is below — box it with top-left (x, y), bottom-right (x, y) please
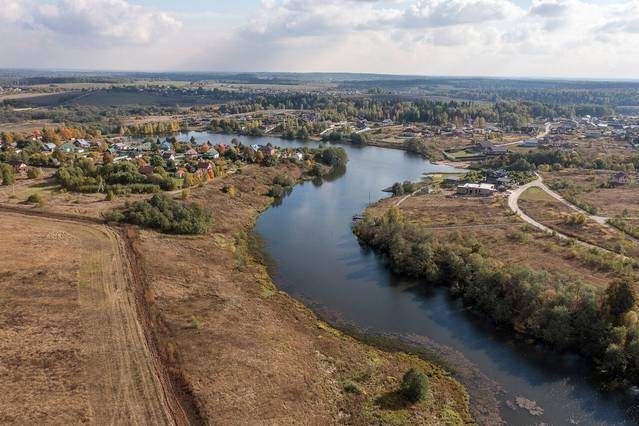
top-left (457, 183), bottom-right (497, 197)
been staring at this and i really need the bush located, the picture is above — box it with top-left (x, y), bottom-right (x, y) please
top-left (27, 167), bottom-right (42, 179)
top-left (25, 193), bottom-right (45, 205)
top-left (400, 368), bottom-right (429, 403)
top-left (268, 184), bottom-right (286, 198)
top-left (1, 163), bottom-right (15, 186)
top-left (273, 174), bottom-right (295, 188)
top-left (105, 194), bottom-right (211, 235)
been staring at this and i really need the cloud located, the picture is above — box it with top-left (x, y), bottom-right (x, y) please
top-left (0, 0), bottom-right (182, 46)
top-left (1, 0), bottom-right (639, 78)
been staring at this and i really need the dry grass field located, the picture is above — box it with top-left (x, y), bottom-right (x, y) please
top-left (368, 192), bottom-right (630, 290)
top-left (543, 168), bottom-right (639, 218)
top-left (0, 213), bottom-right (177, 425)
top-left (518, 186), bottom-right (639, 257)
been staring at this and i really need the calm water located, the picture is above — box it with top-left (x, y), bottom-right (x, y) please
top-left (185, 131), bottom-right (638, 424)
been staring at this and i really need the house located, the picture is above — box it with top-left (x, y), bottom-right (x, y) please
top-left (41, 142), bottom-right (57, 152)
top-left (476, 141), bottom-right (508, 156)
top-left (202, 149), bottom-right (219, 159)
top-left (174, 168), bottom-right (186, 179)
top-left (381, 119), bottom-right (394, 127)
top-left (259, 146), bottom-right (276, 156)
top-left (137, 142), bottom-right (153, 152)
top-left (9, 161), bottom-right (28, 174)
top-left (294, 152), bottom-right (304, 161)
top-left (196, 161), bottom-right (213, 178)
top-left (485, 169), bottom-right (508, 184)
top-left (520, 139), bottom-right (539, 148)
top-left (59, 143), bottom-right (78, 153)
top-left (160, 141), bottom-right (173, 150)
top-left (250, 144), bottom-right (260, 152)
top-left (74, 138), bottom-right (91, 149)
top-left (185, 148), bottom-right (198, 159)
top-left (162, 151), bottom-right (176, 162)
top-left (585, 130), bottom-right (602, 139)
top-left (457, 183), bottom-right (496, 197)
top-left (612, 172), bottom-right (631, 186)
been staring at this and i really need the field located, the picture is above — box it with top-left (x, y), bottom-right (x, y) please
top-left (0, 213), bottom-right (179, 424)
top-left (519, 187), bottom-right (639, 258)
top-left (5, 88), bottom-right (232, 107)
top-left (368, 192), bottom-right (631, 290)
top-left (543, 168), bottom-right (639, 217)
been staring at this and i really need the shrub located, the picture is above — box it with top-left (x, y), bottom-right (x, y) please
top-left (105, 194), bottom-right (211, 235)
top-left (273, 174), bottom-right (295, 188)
top-left (27, 167), bottom-right (42, 179)
top-left (25, 193), bottom-right (45, 205)
top-left (268, 184), bottom-right (286, 198)
top-left (223, 185), bottom-right (237, 197)
top-left (400, 368), bottom-right (429, 403)
top-left (1, 163), bottom-right (15, 186)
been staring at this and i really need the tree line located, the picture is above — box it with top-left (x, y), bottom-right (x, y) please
top-left (354, 207), bottom-right (639, 387)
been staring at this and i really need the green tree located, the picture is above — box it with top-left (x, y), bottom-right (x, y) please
top-left (604, 279), bottom-right (637, 317)
top-left (400, 367), bottom-right (429, 403)
top-left (1, 164), bottom-right (15, 186)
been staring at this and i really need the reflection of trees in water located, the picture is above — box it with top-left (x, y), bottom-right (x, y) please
top-left (271, 186), bottom-right (294, 207)
top-left (312, 166), bottom-right (347, 187)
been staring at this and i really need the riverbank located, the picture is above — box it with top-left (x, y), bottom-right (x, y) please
top-left (125, 163), bottom-right (474, 424)
top-left (353, 189), bottom-right (639, 397)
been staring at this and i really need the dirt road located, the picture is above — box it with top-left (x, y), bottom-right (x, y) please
top-left (0, 209), bottom-right (187, 425)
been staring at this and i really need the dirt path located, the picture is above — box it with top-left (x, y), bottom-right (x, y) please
top-left (0, 208), bottom-right (188, 425)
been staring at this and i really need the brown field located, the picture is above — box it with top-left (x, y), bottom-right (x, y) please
top-left (572, 136), bottom-right (636, 161)
top-left (368, 193), bottom-right (626, 290)
top-left (0, 213), bottom-right (179, 424)
top-left (0, 118), bottom-right (57, 133)
top-left (543, 168), bottom-right (639, 217)
top-left (519, 187), bottom-right (639, 258)
top-left (0, 163), bottom-right (473, 425)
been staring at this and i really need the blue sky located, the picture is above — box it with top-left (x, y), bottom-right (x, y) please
top-left (1, 0), bottom-right (638, 78)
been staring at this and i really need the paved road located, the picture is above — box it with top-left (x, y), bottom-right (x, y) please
top-left (507, 174), bottom-right (637, 253)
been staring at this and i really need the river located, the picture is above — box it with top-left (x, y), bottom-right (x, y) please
top-left (180, 131), bottom-right (638, 424)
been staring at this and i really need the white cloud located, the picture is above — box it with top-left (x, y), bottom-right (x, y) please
top-left (1, 0), bottom-right (639, 78)
top-left (0, 0), bottom-right (181, 46)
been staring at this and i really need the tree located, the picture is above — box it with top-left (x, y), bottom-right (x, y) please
top-left (604, 279), bottom-right (637, 317)
top-left (400, 367), bottom-right (429, 403)
top-left (1, 164), bottom-right (15, 186)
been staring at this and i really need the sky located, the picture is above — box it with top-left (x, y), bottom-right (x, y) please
top-left (0, 0), bottom-right (638, 79)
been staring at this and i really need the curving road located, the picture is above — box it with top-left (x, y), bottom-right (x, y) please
top-left (507, 174), bottom-right (636, 254)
